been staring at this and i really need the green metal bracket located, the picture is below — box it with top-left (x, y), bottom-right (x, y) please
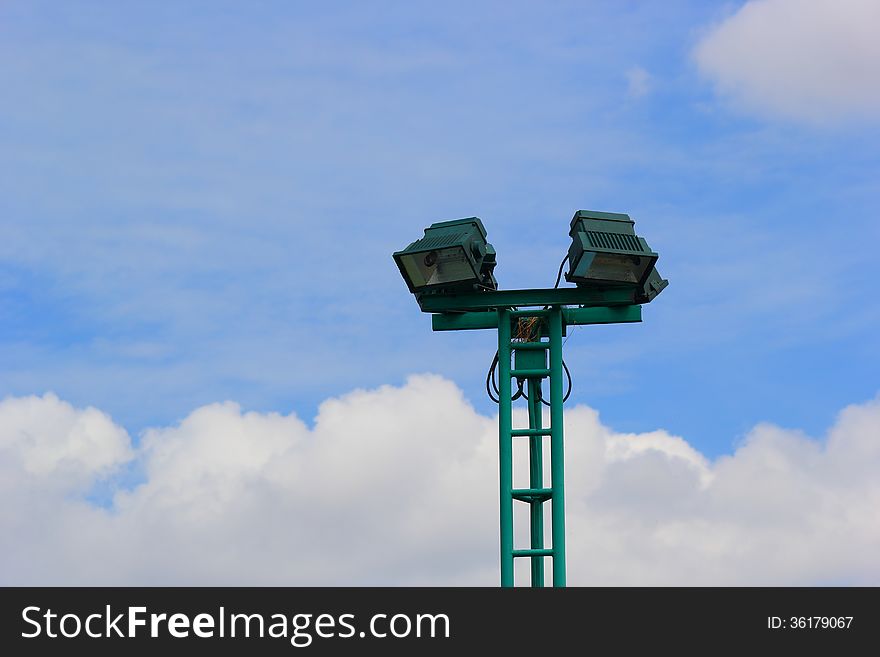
top-left (418, 286), bottom-right (640, 313)
top-left (431, 304), bottom-right (642, 331)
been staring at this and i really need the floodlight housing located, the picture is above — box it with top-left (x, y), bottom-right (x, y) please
top-left (393, 217), bottom-right (498, 294)
top-left (566, 209), bottom-right (667, 303)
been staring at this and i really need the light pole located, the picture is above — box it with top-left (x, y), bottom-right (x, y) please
top-left (393, 210), bottom-right (667, 587)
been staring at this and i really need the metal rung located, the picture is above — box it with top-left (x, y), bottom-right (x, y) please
top-left (512, 488), bottom-right (553, 502)
top-left (510, 368), bottom-right (551, 378)
top-left (511, 428), bottom-right (551, 437)
top-left (513, 548), bottom-right (554, 558)
top-left (511, 341), bottom-right (549, 350)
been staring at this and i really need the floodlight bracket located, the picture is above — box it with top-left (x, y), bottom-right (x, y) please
top-left (431, 304), bottom-right (642, 331)
top-left (416, 286), bottom-right (642, 313)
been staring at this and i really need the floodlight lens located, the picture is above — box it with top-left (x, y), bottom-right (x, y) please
top-left (572, 251), bottom-right (652, 285)
top-left (399, 246), bottom-right (477, 290)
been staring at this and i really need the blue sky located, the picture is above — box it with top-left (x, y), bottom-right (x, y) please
top-left (2, 0), bottom-right (878, 460)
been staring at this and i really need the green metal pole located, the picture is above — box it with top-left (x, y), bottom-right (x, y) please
top-left (528, 377), bottom-right (545, 587)
top-left (548, 307), bottom-right (567, 586)
top-left (497, 309), bottom-right (514, 587)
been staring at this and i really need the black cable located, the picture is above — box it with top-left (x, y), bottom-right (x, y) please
top-left (542, 254), bottom-right (569, 311)
top-left (563, 359), bottom-right (572, 402)
top-left (485, 351), bottom-right (530, 403)
top-left (553, 255), bottom-right (568, 289)
top-left (486, 351), bottom-right (500, 403)
top-left (512, 380), bottom-right (524, 401)
top-left (529, 359), bottom-right (572, 405)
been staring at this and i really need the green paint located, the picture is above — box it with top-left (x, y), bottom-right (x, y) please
top-left (419, 286), bottom-right (638, 313)
top-left (528, 377), bottom-right (545, 587)
top-left (431, 304), bottom-right (642, 332)
top-left (548, 307), bottom-right (567, 587)
top-left (497, 308), bottom-right (514, 588)
top-left (495, 309), bottom-right (567, 587)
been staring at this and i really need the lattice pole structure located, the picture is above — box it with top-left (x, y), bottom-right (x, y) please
top-left (431, 298), bottom-right (642, 587)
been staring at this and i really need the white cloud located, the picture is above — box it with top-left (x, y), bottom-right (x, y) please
top-left (1, 378), bottom-right (879, 585)
top-left (0, 393), bottom-right (131, 487)
top-left (694, 0), bottom-right (880, 123)
top-left (626, 67), bottom-right (652, 99)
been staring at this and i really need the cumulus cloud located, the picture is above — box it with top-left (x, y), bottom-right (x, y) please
top-left (694, 0), bottom-right (880, 124)
top-left (1, 377), bottom-right (879, 585)
top-left (0, 393), bottom-right (131, 488)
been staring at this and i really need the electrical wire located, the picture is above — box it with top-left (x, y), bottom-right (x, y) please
top-left (562, 359), bottom-right (572, 402)
top-left (519, 359), bottom-right (573, 405)
top-left (485, 350), bottom-right (526, 403)
top-left (552, 254), bottom-right (568, 289)
top-left (485, 253), bottom-right (574, 404)
top-left (486, 351), bottom-right (500, 403)
top-left (486, 347), bottom-right (572, 405)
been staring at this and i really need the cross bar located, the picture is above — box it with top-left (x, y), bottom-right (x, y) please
top-left (431, 304), bottom-right (642, 331)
